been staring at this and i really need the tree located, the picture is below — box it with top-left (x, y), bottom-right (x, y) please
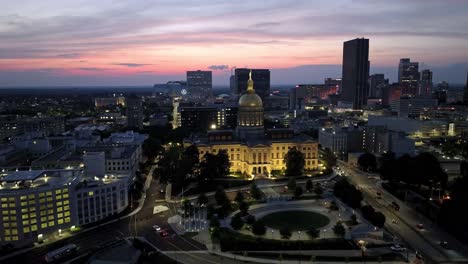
top-left (294, 186), bottom-right (303, 199)
top-left (239, 201), bottom-right (250, 216)
top-left (333, 222), bottom-right (346, 237)
top-left (322, 148), bottom-right (337, 172)
top-left (216, 149), bottom-right (231, 178)
top-left (350, 214), bottom-right (358, 225)
top-left (230, 213), bottom-right (244, 230)
top-left (333, 178), bottom-right (363, 209)
top-left (197, 193), bottom-right (208, 206)
top-left (372, 212), bottom-right (386, 228)
top-left (314, 183), bottom-right (324, 197)
top-left (306, 227), bottom-right (320, 239)
top-left (284, 147), bottom-right (305, 177)
top-left (358, 152), bottom-right (377, 172)
top-left (329, 200), bottom-right (339, 210)
top-left (280, 227), bottom-right (292, 239)
top-left (182, 144), bottom-right (199, 176)
top-left (305, 179), bottom-right (313, 192)
top-left (234, 191), bottom-right (245, 204)
top-left (142, 138), bottom-right (162, 160)
top-left (361, 205), bottom-right (375, 220)
top-left (287, 178), bottom-right (297, 192)
top-left (215, 187), bottom-right (228, 205)
top-left (378, 151), bottom-right (397, 182)
top-left (198, 149), bottom-right (231, 182)
top-left (209, 216), bottom-right (220, 228)
top-left (245, 215), bottom-right (256, 225)
top-left (250, 183), bottom-right (263, 200)
top-left (252, 220), bottom-right (266, 235)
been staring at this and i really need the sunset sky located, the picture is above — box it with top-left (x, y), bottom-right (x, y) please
top-left (0, 0), bottom-right (467, 86)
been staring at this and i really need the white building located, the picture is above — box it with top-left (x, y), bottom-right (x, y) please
top-left (390, 97), bottom-right (438, 118)
top-left (319, 127), bottom-right (363, 158)
top-left (74, 174), bottom-right (129, 226)
top-left (0, 169), bottom-right (129, 247)
top-left (0, 170), bottom-right (77, 246)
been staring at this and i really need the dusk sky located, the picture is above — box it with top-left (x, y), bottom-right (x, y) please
top-left (0, 0), bottom-right (467, 87)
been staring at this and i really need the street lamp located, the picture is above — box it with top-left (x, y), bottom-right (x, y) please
top-left (358, 240), bottom-right (367, 261)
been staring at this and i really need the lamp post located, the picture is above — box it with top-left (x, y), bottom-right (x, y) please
top-left (358, 240), bottom-right (367, 262)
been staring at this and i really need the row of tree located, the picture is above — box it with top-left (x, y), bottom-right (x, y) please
top-left (333, 178), bottom-right (386, 228)
top-left (438, 165), bottom-right (468, 242)
top-left (379, 152), bottom-right (448, 189)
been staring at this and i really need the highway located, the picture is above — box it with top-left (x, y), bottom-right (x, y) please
top-left (337, 160), bottom-right (468, 264)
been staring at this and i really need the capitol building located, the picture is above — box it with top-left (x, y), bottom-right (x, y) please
top-left (185, 71), bottom-right (318, 177)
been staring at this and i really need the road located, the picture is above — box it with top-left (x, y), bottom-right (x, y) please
top-left (1, 164), bottom-right (209, 264)
top-left (337, 160), bottom-right (468, 264)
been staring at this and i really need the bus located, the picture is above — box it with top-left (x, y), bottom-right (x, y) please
top-left (45, 244), bottom-right (78, 263)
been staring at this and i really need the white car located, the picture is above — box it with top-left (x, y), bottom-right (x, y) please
top-left (153, 225), bottom-right (161, 232)
top-left (390, 245), bottom-right (407, 252)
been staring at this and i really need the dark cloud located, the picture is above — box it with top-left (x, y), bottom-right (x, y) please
top-left (55, 53), bottom-right (82, 58)
top-left (78, 67), bottom-right (107, 71)
top-left (112, 63), bottom-right (152, 67)
top-left (208, 65), bottom-right (229, 71)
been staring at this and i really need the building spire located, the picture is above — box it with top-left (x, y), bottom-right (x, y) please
top-left (247, 70), bottom-right (254, 93)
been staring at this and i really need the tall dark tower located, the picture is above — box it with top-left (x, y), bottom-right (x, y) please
top-left (341, 38), bottom-right (369, 109)
top-left (233, 68), bottom-right (270, 100)
top-left (464, 72), bottom-right (468, 105)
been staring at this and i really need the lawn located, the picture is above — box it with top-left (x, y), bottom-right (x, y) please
top-left (260, 210), bottom-right (330, 231)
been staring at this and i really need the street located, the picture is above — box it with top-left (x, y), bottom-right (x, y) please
top-left (337, 160), bottom-right (468, 264)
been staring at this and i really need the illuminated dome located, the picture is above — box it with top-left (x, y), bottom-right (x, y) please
top-left (236, 70), bottom-right (264, 140)
top-left (238, 71), bottom-right (263, 107)
top-left (239, 93), bottom-right (263, 107)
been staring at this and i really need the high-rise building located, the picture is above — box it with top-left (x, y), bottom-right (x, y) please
top-left (289, 84), bottom-right (339, 109)
top-left (232, 68), bottom-right (270, 100)
top-left (125, 95), bottom-right (143, 130)
top-left (368, 74), bottom-right (389, 98)
top-left (341, 38), bottom-right (370, 109)
top-left (464, 72), bottom-right (468, 105)
top-left (420, 69), bottom-right (433, 96)
top-left (186, 70), bottom-right (212, 99)
top-left (398, 58), bottom-right (420, 96)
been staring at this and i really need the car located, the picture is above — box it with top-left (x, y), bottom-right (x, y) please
top-left (375, 191), bottom-right (382, 198)
top-left (390, 245), bottom-right (407, 252)
top-left (391, 201), bottom-right (400, 211)
top-left (416, 223), bottom-right (424, 230)
top-left (415, 251), bottom-right (424, 261)
top-left (152, 225), bottom-right (161, 232)
top-left (391, 219), bottom-right (398, 224)
top-left (159, 229), bottom-right (169, 237)
top-left (440, 241), bottom-right (449, 249)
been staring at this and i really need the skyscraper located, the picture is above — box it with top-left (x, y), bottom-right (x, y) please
top-left (232, 68), bottom-right (270, 100)
top-left (186, 70), bottom-right (212, 99)
top-left (341, 38), bottom-right (369, 109)
top-left (126, 95), bottom-right (143, 130)
top-left (398, 58), bottom-right (420, 96)
top-left (420, 69), bottom-right (433, 96)
top-left (368, 74), bottom-right (388, 98)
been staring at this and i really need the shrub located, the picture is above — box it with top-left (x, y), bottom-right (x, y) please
top-left (280, 227), bottom-right (292, 239)
top-left (252, 220), bottom-right (267, 236)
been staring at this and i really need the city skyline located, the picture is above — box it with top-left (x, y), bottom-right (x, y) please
top-left (0, 0), bottom-right (468, 86)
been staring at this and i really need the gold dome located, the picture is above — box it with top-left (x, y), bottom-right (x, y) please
top-left (239, 93), bottom-right (263, 107)
top-left (238, 70), bottom-right (263, 107)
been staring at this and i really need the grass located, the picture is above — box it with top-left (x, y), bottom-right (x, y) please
top-left (217, 228), bottom-right (355, 251)
top-left (260, 210), bottom-right (330, 231)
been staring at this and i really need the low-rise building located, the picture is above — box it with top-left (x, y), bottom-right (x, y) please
top-left (0, 169), bottom-right (129, 247)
